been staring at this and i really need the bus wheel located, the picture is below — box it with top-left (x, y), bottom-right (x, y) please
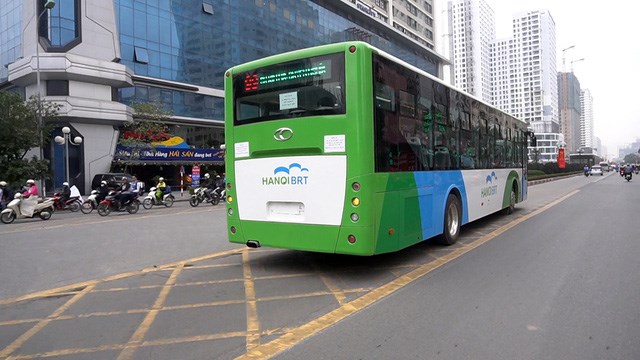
top-left (503, 186), bottom-right (516, 215)
top-left (440, 194), bottom-right (461, 246)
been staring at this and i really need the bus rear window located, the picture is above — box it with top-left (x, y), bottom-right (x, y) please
top-left (233, 52), bottom-right (346, 124)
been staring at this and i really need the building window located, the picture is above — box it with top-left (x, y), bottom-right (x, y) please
top-left (39, 0), bottom-right (81, 51)
top-left (47, 80), bottom-right (69, 96)
top-left (134, 47), bottom-right (149, 64)
top-left (202, 3), bottom-right (214, 15)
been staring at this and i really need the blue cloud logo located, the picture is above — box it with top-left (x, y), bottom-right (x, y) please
top-left (274, 163), bottom-right (309, 175)
top-left (485, 171), bottom-right (498, 184)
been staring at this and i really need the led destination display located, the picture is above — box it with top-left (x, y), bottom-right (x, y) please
top-left (240, 57), bottom-right (333, 93)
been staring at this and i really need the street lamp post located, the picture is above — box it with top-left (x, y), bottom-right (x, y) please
top-left (35, 0), bottom-right (55, 195)
top-left (54, 127), bottom-right (82, 184)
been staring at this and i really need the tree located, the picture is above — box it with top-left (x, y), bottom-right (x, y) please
top-left (0, 91), bottom-right (60, 185)
top-left (623, 153), bottom-right (640, 164)
top-left (119, 102), bottom-right (173, 147)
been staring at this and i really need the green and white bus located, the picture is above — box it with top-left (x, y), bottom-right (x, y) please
top-left (223, 42), bottom-right (529, 255)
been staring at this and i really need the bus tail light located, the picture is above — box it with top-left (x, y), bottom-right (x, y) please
top-left (227, 196), bottom-right (233, 203)
top-left (352, 182), bottom-right (360, 191)
top-left (350, 213), bottom-right (359, 222)
top-left (347, 234), bottom-right (356, 244)
top-left (227, 182), bottom-right (232, 190)
top-left (351, 197), bottom-right (360, 206)
top-left (230, 226), bottom-right (237, 234)
top-left (228, 208), bottom-right (234, 216)
top-left (349, 45), bottom-right (357, 53)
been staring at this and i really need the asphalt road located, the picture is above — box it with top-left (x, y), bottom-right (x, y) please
top-left (0, 197), bottom-right (240, 301)
top-left (2, 172), bottom-right (639, 360)
top-left (274, 172), bottom-right (640, 360)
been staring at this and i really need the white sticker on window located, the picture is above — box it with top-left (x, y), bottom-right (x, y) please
top-left (324, 135), bottom-right (345, 153)
top-left (235, 142), bottom-right (249, 158)
top-left (279, 92), bottom-right (298, 110)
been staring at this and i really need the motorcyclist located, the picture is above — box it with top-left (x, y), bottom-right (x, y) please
top-left (201, 173), bottom-right (214, 200)
top-left (624, 163), bottom-right (633, 179)
top-left (0, 181), bottom-right (14, 210)
top-left (583, 164), bottom-right (590, 176)
top-left (97, 180), bottom-right (109, 203)
top-left (214, 174), bottom-right (225, 193)
top-left (61, 182), bottom-right (71, 203)
top-left (156, 177), bottom-right (167, 202)
top-left (116, 178), bottom-right (133, 207)
top-left (22, 179), bottom-right (39, 198)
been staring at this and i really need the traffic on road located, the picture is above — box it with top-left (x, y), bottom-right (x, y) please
top-left (1, 171), bottom-right (639, 360)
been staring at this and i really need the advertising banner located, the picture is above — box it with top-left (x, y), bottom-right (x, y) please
top-left (114, 145), bottom-right (224, 163)
top-left (558, 148), bottom-right (565, 168)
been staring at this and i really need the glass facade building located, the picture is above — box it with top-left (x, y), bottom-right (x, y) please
top-left (2, 0), bottom-right (446, 194)
top-left (0, 0), bottom-right (23, 83)
top-left (114, 0), bottom-right (442, 120)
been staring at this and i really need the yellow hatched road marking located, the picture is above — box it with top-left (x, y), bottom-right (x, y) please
top-left (242, 249), bottom-right (261, 350)
top-left (0, 285), bottom-right (96, 358)
top-left (235, 190), bottom-right (580, 359)
top-left (116, 264), bottom-right (184, 360)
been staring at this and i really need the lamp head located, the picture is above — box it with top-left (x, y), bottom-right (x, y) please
top-left (44, 1), bottom-right (55, 10)
top-left (62, 126), bottom-right (70, 134)
top-left (73, 136), bottom-right (83, 144)
top-left (54, 135), bottom-right (65, 144)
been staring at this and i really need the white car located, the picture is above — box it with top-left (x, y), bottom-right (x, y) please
top-left (590, 165), bottom-right (603, 176)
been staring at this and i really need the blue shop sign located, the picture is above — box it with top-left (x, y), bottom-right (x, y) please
top-left (115, 145), bottom-right (224, 163)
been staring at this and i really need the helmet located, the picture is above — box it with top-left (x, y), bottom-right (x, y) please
top-left (0, 181), bottom-right (6, 187)
top-left (204, 173), bottom-right (210, 179)
top-left (26, 179), bottom-right (35, 185)
top-left (101, 180), bottom-right (107, 185)
top-left (216, 175), bottom-right (221, 178)
top-left (159, 177), bottom-right (164, 181)
top-left (62, 182), bottom-right (69, 186)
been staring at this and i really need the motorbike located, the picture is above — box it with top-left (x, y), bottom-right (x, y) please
top-left (189, 186), bottom-right (219, 207)
top-left (620, 168), bottom-right (625, 176)
top-left (212, 187), bottom-right (227, 203)
top-left (142, 186), bottom-right (175, 209)
top-left (51, 192), bottom-right (82, 212)
top-left (625, 172), bottom-right (632, 182)
top-left (97, 191), bottom-right (140, 216)
top-left (1, 194), bottom-right (55, 224)
top-left (584, 170), bottom-right (590, 177)
top-left (80, 190), bottom-right (100, 214)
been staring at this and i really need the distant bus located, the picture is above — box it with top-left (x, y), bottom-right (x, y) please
top-left (223, 42), bottom-right (530, 255)
top-left (599, 162), bottom-right (610, 172)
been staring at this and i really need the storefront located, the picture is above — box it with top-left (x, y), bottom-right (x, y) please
top-left (113, 144), bottom-right (225, 193)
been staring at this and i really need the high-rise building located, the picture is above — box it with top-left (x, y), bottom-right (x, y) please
top-left (558, 72), bottom-right (582, 152)
top-left (506, 10), bottom-right (557, 134)
top-left (580, 89), bottom-right (594, 148)
top-left (447, 0), bottom-right (495, 102)
top-left (352, 0), bottom-right (437, 50)
top-left (1, 0), bottom-right (448, 194)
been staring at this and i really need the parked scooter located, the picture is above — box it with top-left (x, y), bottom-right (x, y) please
top-left (189, 186), bottom-right (219, 207)
top-left (97, 191), bottom-right (140, 216)
top-left (1, 194), bottom-right (55, 224)
top-left (142, 186), bottom-right (175, 209)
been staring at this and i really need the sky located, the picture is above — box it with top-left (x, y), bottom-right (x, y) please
top-left (436, 0), bottom-right (640, 158)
